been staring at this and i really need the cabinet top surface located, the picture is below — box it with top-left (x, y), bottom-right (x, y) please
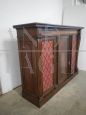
top-left (13, 22), bottom-right (83, 30)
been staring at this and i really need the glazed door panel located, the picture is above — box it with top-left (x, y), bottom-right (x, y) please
top-left (71, 35), bottom-right (78, 74)
top-left (58, 35), bottom-right (71, 84)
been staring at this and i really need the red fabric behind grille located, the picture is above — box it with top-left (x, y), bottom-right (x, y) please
top-left (41, 41), bottom-right (54, 92)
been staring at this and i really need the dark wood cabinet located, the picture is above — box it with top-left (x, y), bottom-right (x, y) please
top-left (13, 23), bottom-right (83, 107)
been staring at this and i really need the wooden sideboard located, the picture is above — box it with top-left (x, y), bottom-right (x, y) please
top-left (13, 23), bottom-right (83, 107)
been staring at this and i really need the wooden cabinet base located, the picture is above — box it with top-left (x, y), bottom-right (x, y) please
top-left (13, 23), bottom-right (83, 107)
top-left (23, 71), bottom-right (78, 107)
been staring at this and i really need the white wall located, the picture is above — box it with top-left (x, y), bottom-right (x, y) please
top-left (63, 0), bottom-right (86, 71)
top-left (63, 0), bottom-right (73, 8)
top-left (0, 0), bottom-right (63, 94)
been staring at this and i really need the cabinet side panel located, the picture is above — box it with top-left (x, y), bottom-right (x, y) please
top-left (17, 28), bottom-right (38, 95)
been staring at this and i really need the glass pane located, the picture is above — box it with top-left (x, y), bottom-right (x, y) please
top-left (58, 35), bottom-right (69, 83)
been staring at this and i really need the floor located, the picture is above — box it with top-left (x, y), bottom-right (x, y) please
top-left (0, 71), bottom-right (86, 115)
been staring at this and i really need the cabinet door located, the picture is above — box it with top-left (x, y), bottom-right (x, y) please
top-left (71, 34), bottom-right (78, 74)
top-left (38, 39), bottom-right (55, 95)
top-left (58, 35), bottom-right (71, 84)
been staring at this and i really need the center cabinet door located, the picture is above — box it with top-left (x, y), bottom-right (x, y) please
top-left (57, 35), bottom-right (72, 85)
